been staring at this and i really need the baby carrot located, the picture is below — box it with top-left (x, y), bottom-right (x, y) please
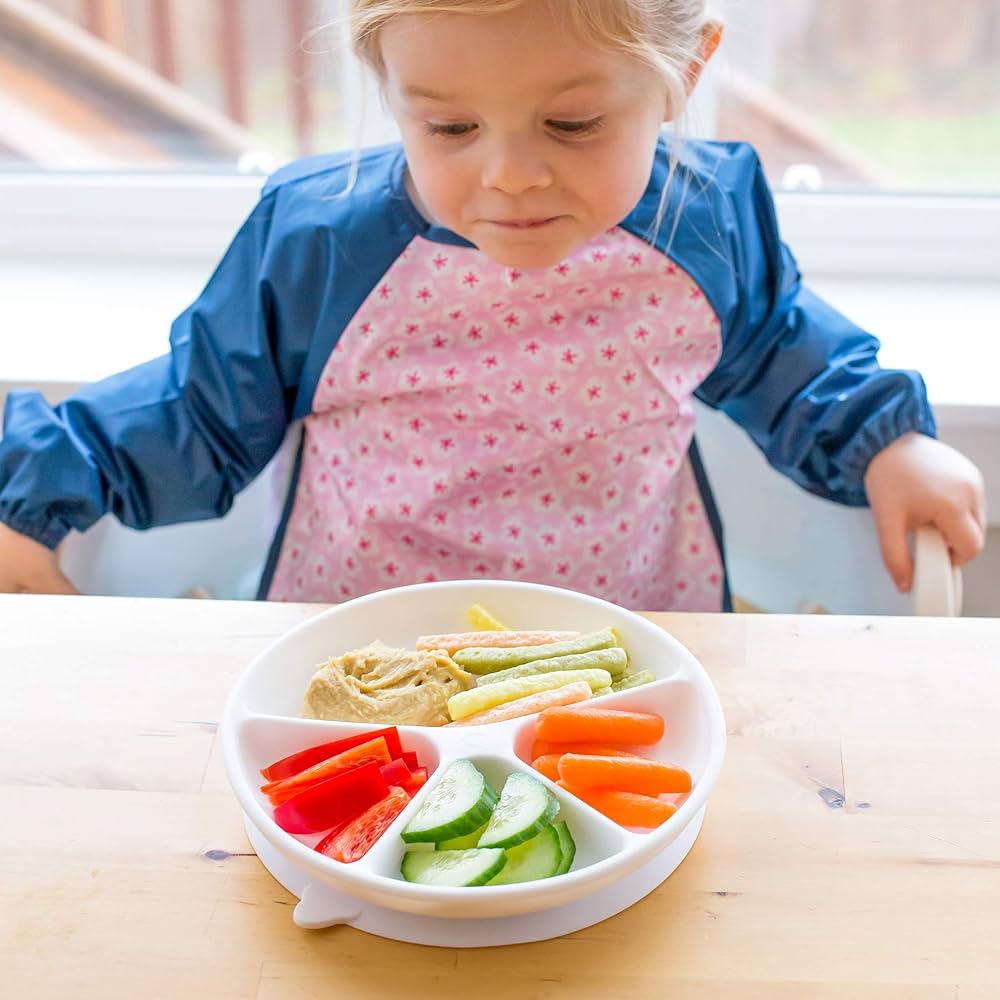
top-left (530, 754), bottom-right (564, 782)
top-left (531, 740), bottom-right (640, 759)
top-left (556, 781), bottom-right (677, 829)
top-left (415, 630), bottom-right (579, 655)
top-left (534, 706), bottom-right (664, 746)
top-left (532, 747), bottom-right (637, 782)
top-left (444, 680), bottom-right (592, 727)
top-left (557, 754), bottom-right (692, 795)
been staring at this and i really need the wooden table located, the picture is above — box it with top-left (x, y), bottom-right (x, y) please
top-left (3, 596), bottom-right (998, 999)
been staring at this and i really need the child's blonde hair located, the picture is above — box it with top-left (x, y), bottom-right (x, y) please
top-left (350, 0), bottom-right (710, 128)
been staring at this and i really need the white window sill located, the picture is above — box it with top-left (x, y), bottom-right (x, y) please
top-left (806, 275), bottom-right (1000, 431)
top-left (3, 258), bottom-right (997, 421)
top-left (2, 257), bottom-right (199, 388)
top-left (4, 258), bottom-right (998, 529)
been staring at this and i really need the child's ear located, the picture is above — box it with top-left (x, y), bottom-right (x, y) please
top-left (684, 20), bottom-right (724, 95)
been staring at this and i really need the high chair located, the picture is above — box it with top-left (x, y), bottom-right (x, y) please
top-left (58, 411), bottom-right (962, 614)
top-left (58, 429), bottom-right (296, 601)
top-left (694, 403), bottom-right (963, 616)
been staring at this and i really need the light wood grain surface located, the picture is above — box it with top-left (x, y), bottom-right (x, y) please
top-left (2, 595), bottom-right (998, 999)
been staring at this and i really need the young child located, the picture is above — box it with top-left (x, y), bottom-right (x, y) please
top-left (0, 0), bottom-right (985, 607)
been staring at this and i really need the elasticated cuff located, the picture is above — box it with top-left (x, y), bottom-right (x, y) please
top-left (0, 511), bottom-right (70, 551)
top-left (836, 398), bottom-right (938, 504)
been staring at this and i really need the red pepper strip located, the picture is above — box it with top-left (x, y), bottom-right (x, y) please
top-left (261, 737), bottom-right (392, 805)
top-left (272, 761), bottom-right (389, 835)
top-left (260, 727), bottom-right (404, 782)
top-left (307, 813), bottom-right (354, 853)
top-left (401, 751), bottom-right (419, 771)
top-left (379, 757), bottom-right (413, 789)
top-left (317, 786), bottom-right (411, 863)
top-left (398, 766), bottom-right (428, 795)
top-left (379, 759), bottom-right (429, 795)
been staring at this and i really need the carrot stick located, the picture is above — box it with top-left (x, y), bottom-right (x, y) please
top-left (535, 706), bottom-right (664, 745)
top-left (444, 680), bottom-right (592, 727)
top-left (416, 630), bottom-right (579, 655)
top-left (530, 754), bottom-right (564, 782)
top-left (556, 781), bottom-right (677, 828)
top-left (557, 754), bottom-right (692, 795)
top-left (533, 747), bottom-right (638, 782)
top-left (531, 740), bottom-right (640, 760)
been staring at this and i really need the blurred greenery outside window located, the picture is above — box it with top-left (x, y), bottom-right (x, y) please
top-left (0, 0), bottom-right (997, 195)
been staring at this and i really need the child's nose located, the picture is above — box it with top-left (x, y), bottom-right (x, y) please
top-left (480, 135), bottom-right (552, 194)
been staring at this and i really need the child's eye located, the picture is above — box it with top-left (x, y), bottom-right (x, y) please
top-left (424, 122), bottom-right (477, 139)
top-left (547, 116), bottom-right (606, 137)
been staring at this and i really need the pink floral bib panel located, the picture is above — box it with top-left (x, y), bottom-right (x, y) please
top-left (268, 227), bottom-right (725, 610)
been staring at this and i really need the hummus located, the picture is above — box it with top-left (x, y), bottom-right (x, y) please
top-left (302, 641), bottom-right (475, 726)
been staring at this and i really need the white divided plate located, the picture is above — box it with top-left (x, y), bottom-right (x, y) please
top-left (221, 580), bottom-right (726, 939)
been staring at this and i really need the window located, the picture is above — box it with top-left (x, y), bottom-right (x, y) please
top-left (1, 0), bottom-right (997, 280)
top-left (3, 0), bottom-right (998, 197)
top-left (710, 0), bottom-right (1000, 195)
top-left (0, 0), bottom-right (349, 173)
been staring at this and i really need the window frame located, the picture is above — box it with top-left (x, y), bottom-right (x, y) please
top-left (2, 172), bottom-right (997, 281)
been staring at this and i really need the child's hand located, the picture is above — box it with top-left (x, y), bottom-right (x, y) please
top-left (864, 433), bottom-right (986, 592)
top-left (0, 522), bottom-right (79, 594)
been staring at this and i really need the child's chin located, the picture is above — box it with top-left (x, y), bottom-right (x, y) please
top-left (477, 239), bottom-right (580, 272)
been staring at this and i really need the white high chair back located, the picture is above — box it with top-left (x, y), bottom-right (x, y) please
top-left (694, 403), bottom-right (962, 616)
top-left (58, 410), bottom-right (962, 613)
top-left (59, 428), bottom-right (297, 600)
top-left (912, 526), bottom-right (963, 617)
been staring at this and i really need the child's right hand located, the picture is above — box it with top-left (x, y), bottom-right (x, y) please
top-left (864, 433), bottom-right (986, 593)
top-left (0, 522), bottom-right (79, 594)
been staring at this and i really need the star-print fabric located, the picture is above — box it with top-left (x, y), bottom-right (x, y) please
top-left (268, 226), bottom-right (726, 611)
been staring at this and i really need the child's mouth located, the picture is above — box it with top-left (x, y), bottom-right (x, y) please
top-left (490, 217), bottom-right (558, 229)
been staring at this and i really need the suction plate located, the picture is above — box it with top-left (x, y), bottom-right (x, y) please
top-left (222, 580), bottom-right (726, 934)
top-left (245, 807), bottom-right (705, 946)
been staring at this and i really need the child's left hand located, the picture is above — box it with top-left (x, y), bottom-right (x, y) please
top-left (864, 432), bottom-right (986, 593)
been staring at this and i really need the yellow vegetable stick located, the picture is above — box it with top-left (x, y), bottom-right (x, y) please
top-left (415, 630), bottom-right (580, 656)
top-left (447, 668), bottom-right (613, 721)
top-left (453, 628), bottom-right (623, 675)
top-left (465, 603), bottom-right (510, 631)
top-left (446, 681), bottom-right (593, 727)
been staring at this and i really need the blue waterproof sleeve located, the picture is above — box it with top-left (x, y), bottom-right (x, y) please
top-left (678, 144), bottom-right (936, 506)
top-left (0, 192), bottom-right (304, 549)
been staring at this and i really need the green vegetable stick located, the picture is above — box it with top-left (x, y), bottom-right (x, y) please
top-left (453, 627), bottom-right (624, 675)
top-left (610, 668), bottom-right (657, 692)
top-left (476, 647), bottom-right (628, 686)
top-left (447, 668), bottom-right (613, 721)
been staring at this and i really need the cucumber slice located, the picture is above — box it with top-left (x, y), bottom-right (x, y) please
top-left (400, 759), bottom-right (497, 844)
top-left (401, 848), bottom-right (507, 886)
top-left (436, 822), bottom-right (487, 851)
top-left (477, 772), bottom-right (559, 850)
top-left (487, 824), bottom-right (563, 885)
top-left (552, 820), bottom-right (576, 875)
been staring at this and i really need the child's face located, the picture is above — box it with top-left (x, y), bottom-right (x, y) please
top-left (381, 3), bottom-right (670, 270)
